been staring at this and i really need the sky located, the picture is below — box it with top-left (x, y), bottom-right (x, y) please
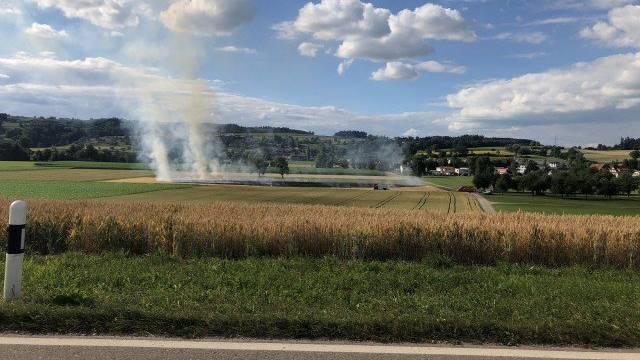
top-left (0, 0), bottom-right (639, 145)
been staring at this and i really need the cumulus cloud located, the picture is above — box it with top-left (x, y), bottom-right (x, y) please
top-left (215, 46), bottom-right (257, 54)
top-left (445, 52), bottom-right (640, 130)
top-left (33, 0), bottom-right (149, 30)
top-left (580, 5), bottom-right (640, 48)
top-left (25, 23), bottom-right (69, 40)
top-left (276, 0), bottom-right (475, 63)
top-left (402, 128), bottom-right (420, 137)
top-left (0, 52), bottom-right (448, 136)
top-left (492, 31), bottom-right (547, 44)
top-left (160, 0), bottom-right (255, 37)
top-left (371, 60), bottom-right (465, 81)
top-left (298, 42), bottom-right (323, 57)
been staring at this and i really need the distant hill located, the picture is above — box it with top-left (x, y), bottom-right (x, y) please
top-left (0, 113), bottom-right (542, 165)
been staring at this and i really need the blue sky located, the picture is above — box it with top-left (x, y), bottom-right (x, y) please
top-left (0, 0), bottom-right (639, 145)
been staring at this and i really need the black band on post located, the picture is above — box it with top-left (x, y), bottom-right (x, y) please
top-left (7, 225), bottom-right (25, 255)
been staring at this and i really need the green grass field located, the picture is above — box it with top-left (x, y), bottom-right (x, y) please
top-left (1, 253), bottom-right (638, 346)
top-left (0, 180), bottom-right (190, 200)
top-left (423, 176), bottom-right (473, 190)
top-left (490, 193), bottom-right (640, 215)
top-left (581, 149), bottom-right (631, 162)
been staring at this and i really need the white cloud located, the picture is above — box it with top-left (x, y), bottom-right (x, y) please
top-left (445, 52), bottom-right (640, 130)
top-left (547, 0), bottom-right (636, 10)
top-left (580, 5), bottom-right (640, 48)
top-left (0, 53), bottom-right (452, 137)
top-left (337, 59), bottom-right (354, 76)
top-left (160, 0), bottom-right (255, 37)
top-left (276, 0), bottom-right (475, 62)
top-left (33, 0), bottom-right (149, 30)
top-left (215, 46), bottom-right (257, 54)
top-left (371, 62), bottom-right (419, 80)
top-left (25, 23), bottom-right (69, 40)
top-left (524, 17), bottom-right (580, 26)
top-left (371, 60), bottom-right (466, 81)
top-left (0, 6), bottom-right (21, 16)
top-left (505, 52), bottom-right (547, 59)
top-left (298, 42), bottom-right (323, 57)
top-left (492, 32), bottom-right (547, 44)
top-left (402, 128), bottom-right (420, 137)
top-left (0, 74), bottom-right (9, 79)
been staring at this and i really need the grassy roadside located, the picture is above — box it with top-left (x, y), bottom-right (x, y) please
top-left (1, 253), bottom-right (639, 346)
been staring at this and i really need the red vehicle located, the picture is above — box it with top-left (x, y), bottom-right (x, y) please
top-left (458, 186), bottom-right (477, 193)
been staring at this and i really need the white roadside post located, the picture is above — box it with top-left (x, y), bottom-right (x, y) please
top-left (3, 200), bottom-right (26, 300)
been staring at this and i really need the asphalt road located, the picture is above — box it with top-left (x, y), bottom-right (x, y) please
top-left (1, 336), bottom-right (639, 360)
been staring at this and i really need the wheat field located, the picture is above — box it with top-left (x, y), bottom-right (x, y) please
top-left (1, 197), bottom-right (639, 268)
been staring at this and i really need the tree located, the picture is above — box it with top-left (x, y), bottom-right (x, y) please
top-left (0, 139), bottom-right (29, 161)
top-left (523, 171), bottom-right (549, 196)
top-left (252, 157), bottom-right (268, 177)
top-left (453, 145), bottom-right (468, 157)
top-left (273, 157), bottom-right (290, 179)
top-left (616, 171), bottom-right (638, 197)
top-left (495, 174), bottom-right (511, 193)
top-left (578, 173), bottom-right (595, 199)
top-left (595, 172), bottom-right (617, 198)
top-left (524, 160), bottom-right (539, 174)
top-left (630, 150), bottom-right (640, 160)
top-left (335, 159), bottom-right (349, 169)
top-left (473, 169), bottom-right (495, 190)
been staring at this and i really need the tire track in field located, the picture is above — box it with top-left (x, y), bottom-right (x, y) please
top-left (446, 192), bottom-right (457, 213)
top-left (420, 192), bottom-right (431, 210)
top-left (374, 191), bottom-right (401, 209)
top-left (412, 192), bottom-right (431, 210)
top-left (412, 192), bottom-right (427, 210)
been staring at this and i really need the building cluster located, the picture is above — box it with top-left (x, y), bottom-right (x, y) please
top-left (433, 166), bottom-right (470, 176)
top-left (589, 163), bottom-right (640, 178)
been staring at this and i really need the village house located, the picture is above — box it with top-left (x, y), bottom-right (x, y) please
top-left (435, 166), bottom-right (456, 176)
top-left (495, 167), bottom-right (509, 175)
top-left (456, 167), bottom-right (470, 176)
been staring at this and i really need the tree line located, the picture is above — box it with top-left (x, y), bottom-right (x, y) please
top-left (473, 155), bottom-right (639, 198)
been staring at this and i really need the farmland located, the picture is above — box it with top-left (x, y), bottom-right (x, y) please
top-left (489, 193), bottom-right (640, 216)
top-left (0, 161), bottom-right (481, 212)
top-left (581, 149), bottom-right (631, 162)
top-left (1, 162), bottom-right (640, 346)
top-left (107, 185), bottom-right (482, 213)
top-left (423, 176), bottom-right (473, 190)
top-left (2, 197), bottom-right (640, 269)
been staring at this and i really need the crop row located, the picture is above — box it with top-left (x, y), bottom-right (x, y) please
top-left (0, 197), bottom-right (639, 268)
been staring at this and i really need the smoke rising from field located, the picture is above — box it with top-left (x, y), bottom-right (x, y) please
top-left (124, 33), bottom-right (222, 182)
